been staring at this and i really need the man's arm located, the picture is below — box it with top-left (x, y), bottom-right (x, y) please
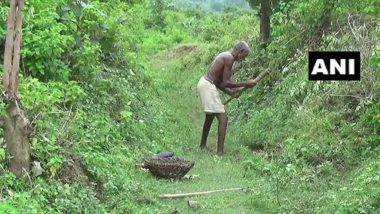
top-left (220, 87), bottom-right (244, 97)
top-left (220, 87), bottom-right (235, 96)
top-left (222, 70), bottom-right (271, 105)
top-left (220, 59), bottom-right (252, 89)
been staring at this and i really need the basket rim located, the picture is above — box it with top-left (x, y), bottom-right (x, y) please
top-left (143, 156), bottom-right (195, 178)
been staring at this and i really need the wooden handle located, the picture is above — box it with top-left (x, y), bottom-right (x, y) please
top-left (159, 187), bottom-right (247, 199)
top-left (223, 88), bottom-right (247, 105)
top-left (223, 69), bottom-right (271, 105)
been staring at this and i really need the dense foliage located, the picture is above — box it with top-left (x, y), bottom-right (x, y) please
top-left (172, 0), bottom-right (250, 11)
top-left (0, 0), bottom-right (379, 213)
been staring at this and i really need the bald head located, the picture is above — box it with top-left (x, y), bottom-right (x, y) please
top-left (233, 41), bottom-right (250, 53)
top-left (232, 41), bottom-right (250, 61)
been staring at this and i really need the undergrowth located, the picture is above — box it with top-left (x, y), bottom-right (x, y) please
top-left (0, 0), bottom-right (378, 213)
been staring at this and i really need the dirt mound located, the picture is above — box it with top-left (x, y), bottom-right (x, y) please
top-left (57, 156), bottom-right (104, 199)
top-left (168, 44), bottom-right (199, 55)
top-left (153, 44), bottom-right (200, 60)
top-left (57, 156), bottom-right (89, 184)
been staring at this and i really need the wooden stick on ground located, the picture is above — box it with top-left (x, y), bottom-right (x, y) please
top-left (159, 187), bottom-right (249, 199)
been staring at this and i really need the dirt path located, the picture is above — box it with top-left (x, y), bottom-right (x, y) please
top-left (136, 45), bottom-right (276, 213)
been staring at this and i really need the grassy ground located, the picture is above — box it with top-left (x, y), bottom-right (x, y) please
top-left (136, 43), bottom-right (379, 214)
top-left (138, 150), bottom-right (268, 214)
top-left (135, 45), bottom-right (278, 213)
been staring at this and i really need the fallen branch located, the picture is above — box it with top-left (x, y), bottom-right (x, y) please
top-left (22, 168), bottom-right (32, 188)
top-left (159, 187), bottom-right (249, 199)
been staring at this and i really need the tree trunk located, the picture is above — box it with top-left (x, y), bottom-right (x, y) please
top-left (2, 0), bottom-right (31, 178)
top-left (3, 0), bottom-right (17, 88)
top-left (260, 0), bottom-right (271, 44)
top-left (4, 101), bottom-right (31, 178)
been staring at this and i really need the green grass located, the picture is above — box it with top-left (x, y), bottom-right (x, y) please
top-left (135, 39), bottom-right (379, 213)
top-left (135, 44), bottom-right (278, 213)
top-left (137, 150), bottom-right (273, 214)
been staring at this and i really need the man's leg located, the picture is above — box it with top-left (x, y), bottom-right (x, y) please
top-left (216, 113), bottom-right (228, 156)
top-left (200, 113), bottom-right (215, 149)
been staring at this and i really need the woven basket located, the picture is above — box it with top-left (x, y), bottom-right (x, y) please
top-left (143, 157), bottom-right (195, 179)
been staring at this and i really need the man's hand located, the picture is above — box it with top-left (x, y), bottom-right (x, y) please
top-left (232, 87), bottom-right (245, 98)
top-left (245, 79), bottom-right (257, 88)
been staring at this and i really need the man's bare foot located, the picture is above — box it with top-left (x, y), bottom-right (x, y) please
top-left (217, 151), bottom-right (224, 156)
top-left (201, 146), bottom-right (216, 153)
top-left (200, 146), bottom-right (208, 151)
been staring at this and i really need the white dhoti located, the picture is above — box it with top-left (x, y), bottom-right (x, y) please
top-left (197, 76), bottom-right (225, 113)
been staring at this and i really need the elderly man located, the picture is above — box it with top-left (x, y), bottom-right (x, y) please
top-left (197, 41), bottom-right (257, 156)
